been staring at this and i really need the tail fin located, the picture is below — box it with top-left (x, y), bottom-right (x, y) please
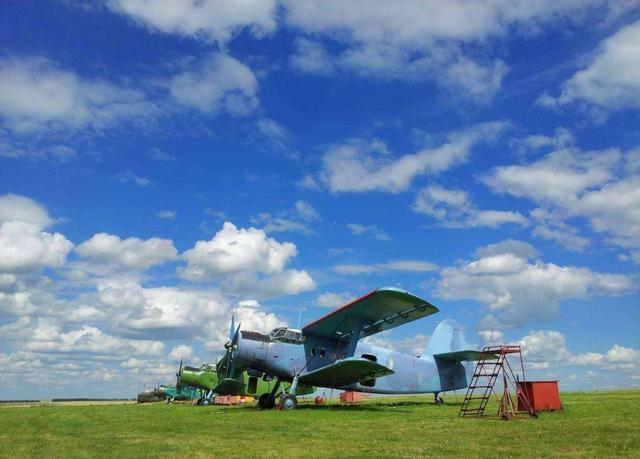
top-left (427, 320), bottom-right (488, 392)
top-left (426, 319), bottom-right (472, 356)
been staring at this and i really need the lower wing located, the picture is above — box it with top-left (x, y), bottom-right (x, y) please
top-left (298, 358), bottom-right (393, 388)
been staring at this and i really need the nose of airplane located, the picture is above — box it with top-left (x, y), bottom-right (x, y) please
top-left (234, 330), bottom-right (268, 366)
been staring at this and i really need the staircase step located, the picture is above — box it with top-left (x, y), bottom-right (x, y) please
top-left (473, 372), bottom-right (499, 377)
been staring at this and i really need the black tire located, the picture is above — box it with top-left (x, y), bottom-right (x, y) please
top-left (436, 396), bottom-right (444, 405)
top-left (201, 398), bottom-right (210, 406)
top-left (280, 393), bottom-right (298, 410)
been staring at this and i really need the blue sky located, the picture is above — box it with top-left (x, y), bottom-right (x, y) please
top-left (0, 1), bottom-right (639, 399)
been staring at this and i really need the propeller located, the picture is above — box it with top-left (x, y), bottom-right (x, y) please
top-left (223, 314), bottom-right (241, 379)
top-left (175, 358), bottom-right (183, 391)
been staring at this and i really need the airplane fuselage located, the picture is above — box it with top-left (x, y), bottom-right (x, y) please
top-left (235, 333), bottom-right (469, 394)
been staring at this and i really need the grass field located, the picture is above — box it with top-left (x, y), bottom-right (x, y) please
top-left (1, 390), bottom-right (638, 458)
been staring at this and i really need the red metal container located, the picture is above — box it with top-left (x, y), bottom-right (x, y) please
top-left (340, 391), bottom-right (364, 404)
top-left (517, 381), bottom-right (562, 412)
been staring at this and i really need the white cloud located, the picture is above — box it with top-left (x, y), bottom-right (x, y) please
top-left (516, 330), bottom-right (639, 371)
top-left (515, 127), bottom-right (575, 153)
top-left (0, 195), bottom-right (72, 274)
top-left (105, 0), bottom-right (277, 43)
top-left (0, 56), bottom-right (154, 134)
top-left (346, 223), bottom-right (391, 241)
top-left (284, 0), bottom-right (629, 101)
top-left (413, 185), bottom-right (528, 228)
top-left (181, 222), bottom-right (296, 279)
top-left (0, 194), bottom-right (54, 227)
top-left (332, 259), bottom-right (438, 275)
top-left (113, 170), bottom-right (152, 187)
top-left (530, 208), bottom-right (590, 252)
top-left (483, 146), bottom-right (640, 258)
top-left (475, 239), bottom-right (539, 259)
top-left (320, 122), bottom-right (505, 193)
top-left (169, 344), bottom-right (193, 361)
top-left (75, 233), bottom-right (178, 270)
top-left (21, 323), bottom-right (165, 357)
top-left (179, 222), bottom-right (315, 297)
top-left (251, 200), bottom-right (321, 235)
top-left (148, 147), bottom-right (176, 161)
top-left (437, 240), bottom-right (635, 329)
top-left (156, 210), bottom-right (176, 219)
top-left (315, 291), bottom-right (353, 308)
top-left (169, 53), bottom-right (258, 116)
top-left (0, 222), bottom-right (73, 274)
top-left (483, 147), bottom-right (620, 206)
top-left (540, 19), bottom-right (640, 110)
top-left (257, 118), bottom-right (292, 151)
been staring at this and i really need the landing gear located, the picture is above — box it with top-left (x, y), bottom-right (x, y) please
top-left (280, 393), bottom-right (298, 410)
top-left (200, 398), bottom-right (211, 406)
top-left (258, 393), bottom-right (275, 410)
top-left (434, 393), bottom-right (444, 405)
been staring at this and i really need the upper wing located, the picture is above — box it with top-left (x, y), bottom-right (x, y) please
top-left (298, 357), bottom-right (393, 387)
top-left (302, 287), bottom-right (438, 341)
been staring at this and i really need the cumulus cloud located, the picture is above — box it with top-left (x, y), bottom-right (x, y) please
top-left (168, 344), bottom-right (193, 361)
top-left (0, 194), bottom-right (72, 274)
top-left (0, 56), bottom-right (154, 134)
top-left (413, 185), bottom-right (528, 228)
top-left (0, 222), bottom-right (73, 274)
top-left (20, 322), bottom-right (165, 357)
top-left (168, 53), bottom-right (258, 116)
top-left (346, 223), bottom-right (391, 241)
top-left (104, 0), bottom-right (277, 43)
top-left (539, 19), bottom-right (640, 110)
top-left (75, 233), bottom-right (178, 270)
top-left (180, 222), bottom-right (315, 297)
top-left (285, 0), bottom-right (629, 101)
top-left (517, 329), bottom-right (639, 371)
top-left (483, 145), bottom-right (640, 258)
top-left (437, 240), bottom-right (635, 329)
top-left (0, 194), bottom-right (54, 227)
top-left (319, 122), bottom-right (506, 193)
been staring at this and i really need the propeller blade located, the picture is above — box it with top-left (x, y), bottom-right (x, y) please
top-left (231, 322), bottom-right (241, 347)
top-left (229, 314), bottom-right (235, 341)
top-left (176, 358), bottom-right (183, 389)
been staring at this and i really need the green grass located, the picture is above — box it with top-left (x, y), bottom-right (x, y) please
top-left (1, 391), bottom-right (638, 458)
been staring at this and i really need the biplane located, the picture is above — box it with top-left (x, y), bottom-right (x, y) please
top-left (223, 287), bottom-right (488, 409)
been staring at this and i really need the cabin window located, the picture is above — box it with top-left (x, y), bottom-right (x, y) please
top-left (311, 348), bottom-right (316, 356)
top-left (361, 353), bottom-right (377, 362)
top-left (248, 376), bottom-right (258, 394)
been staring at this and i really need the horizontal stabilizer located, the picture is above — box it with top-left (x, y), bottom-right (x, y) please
top-left (211, 378), bottom-right (245, 395)
top-left (298, 357), bottom-right (393, 388)
top-left (434, 350), bottom-right (498, 362)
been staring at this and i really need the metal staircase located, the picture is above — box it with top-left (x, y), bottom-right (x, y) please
top-left (459, 345), bottom-right (535, 419)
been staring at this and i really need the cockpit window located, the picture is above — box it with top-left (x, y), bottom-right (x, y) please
top-left (269, 327), bottom-right (305, 344)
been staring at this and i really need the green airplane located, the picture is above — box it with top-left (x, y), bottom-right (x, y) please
top-left (136, 384), bottom-right (202, 403)
top-left (177, 360), bottom-right (314, 406)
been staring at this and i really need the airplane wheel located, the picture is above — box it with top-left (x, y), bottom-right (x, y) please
top-left (258, 393), bottom-right (271, 410)
top-left (435, 396), bottom-right (444, 405)
top-left (201, 399), bottom-right (210, 406)
top-left (280, 393), bottom-right (298, 410)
